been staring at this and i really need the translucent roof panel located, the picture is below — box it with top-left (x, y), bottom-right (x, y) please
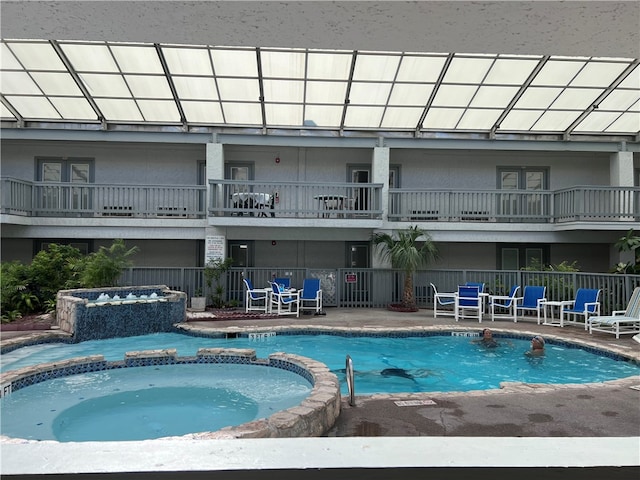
top-left (0, 40), bottom-right (637, 139)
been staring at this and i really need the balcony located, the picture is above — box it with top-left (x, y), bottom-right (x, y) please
top-left (388, 187), bottom-right (639, 224)
top-left (208, 180), bottom-right (384, 220)
top-left (1, 178), bottom-right (207, 219)
top-left (2, 177), bottom-right (638, 225)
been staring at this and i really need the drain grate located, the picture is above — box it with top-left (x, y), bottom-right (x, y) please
top-left (394, 399), bottom-right (437, 407)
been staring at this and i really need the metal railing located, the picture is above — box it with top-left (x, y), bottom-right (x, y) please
top-left (1, 177), bottom-right (207, 218)
top-left (388, 186), bottom-right (639, 223)
top-left (3, 177), bottom-right (637, 223)
top-left (208, 179), bottom-right (384, 219)
top-left (118, 266), bottom-right (640, 316)
top-left (554, 186), bottom-right (639, 222)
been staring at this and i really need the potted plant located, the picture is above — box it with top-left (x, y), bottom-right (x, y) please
top-left (372, 225), bottom-right (439, 312)
top-left (190, 288), bottom-right (206, 312)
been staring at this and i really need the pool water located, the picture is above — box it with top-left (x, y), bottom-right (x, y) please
top-left (2, 332), bottom-right (638, 395)
top-left (0, 363), bottom-right (311, 442)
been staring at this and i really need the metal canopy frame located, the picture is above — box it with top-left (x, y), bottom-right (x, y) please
top-left (1, 39), bottom-right (639, 142)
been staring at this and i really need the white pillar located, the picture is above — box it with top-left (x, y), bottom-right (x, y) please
top-left (205, 141), bottom-right (226, 264)
top-left (609, 151), bottom-right (633, 186)
top-left (206, 141), bottom-right (224, 216)
top-left (372, 142), bottom-right (390, 219)
top-left (609, 150), bottom-right (635, 266)
top-left (371, 142), bottom-right (390, 269)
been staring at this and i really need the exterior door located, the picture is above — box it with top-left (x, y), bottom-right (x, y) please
top-left (349, 167), bottom-right (370, 213)
top-left (38, 158), bottom-right (92, 213)
top-left (498, 167), bottom-right (547, 221)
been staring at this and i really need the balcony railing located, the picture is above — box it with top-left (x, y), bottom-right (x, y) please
top-left (388, 186), bottom-right (639, 223)
top-left (554, 186), bottom-right (640, 222)
top-left (208, 180), bottom-right (384, 219)
top-left (1, 177), bottom-right (207, 218)
top-left (2, 177), bottom-right (638, 224)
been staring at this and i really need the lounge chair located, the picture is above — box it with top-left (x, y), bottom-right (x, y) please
top-left (431, 282), bottom-right (456, 318)
top-left (243, 278), bottom-right (269, 313)
top-left (560, 288), bottom-right (601, 330)
top-left (300, 278), bottom-right (323, 314)
top-left (588, 287), bottom-right (640, 339)
top-left (514, 286), bottom-right (546, 323)
top-left (269, 281), bottom-right (300, 317)
top-left (455, 285), bottom-right (482, 322)
top-left (488, 285), bottom-right (520, 322)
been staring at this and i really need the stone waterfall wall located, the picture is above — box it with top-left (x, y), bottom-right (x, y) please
top-left (56, 286), bottom-right (186, 342)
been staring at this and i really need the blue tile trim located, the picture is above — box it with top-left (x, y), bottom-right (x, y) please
top-left (5, 353), bottom-right (315, 394)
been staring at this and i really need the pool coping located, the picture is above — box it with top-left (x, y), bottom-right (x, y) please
top-left (0, 348), bottom-right (341, 443)
top-left (3, 322), bottom-right (639, 410)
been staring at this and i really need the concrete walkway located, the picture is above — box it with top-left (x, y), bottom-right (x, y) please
top-left (2, 307), bottom-right (639, 439)
top-left (2, 307), bottom-right (639, 477)
top-left (183, 307), bottom-right (640, 438)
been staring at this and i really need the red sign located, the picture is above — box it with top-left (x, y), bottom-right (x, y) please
top-left (344, 273), bottom-right (357, 284)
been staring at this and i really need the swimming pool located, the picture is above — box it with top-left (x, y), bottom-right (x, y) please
top-left (2, 330), bottom-right (638, 394)
top-left (1, 362), bottom-right (312, 442)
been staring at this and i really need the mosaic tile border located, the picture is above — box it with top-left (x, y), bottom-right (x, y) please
top-left (0, 348), bottom-right (340, 442)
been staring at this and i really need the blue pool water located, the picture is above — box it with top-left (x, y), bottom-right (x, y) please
top-left (2, 331), bottom-right (638, 394)
top-left (0, 363), bottom-right (311, 442)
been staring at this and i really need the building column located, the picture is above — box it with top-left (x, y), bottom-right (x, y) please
top-left (609, 150), bottom-right (635, 267)
top-left (206, 140), bottom-right (224, 216)
top-left (372, 141), bottom-right (390, 219)
top-left (371, 142), bottom-right (390, 269)
top-left (609, 151), bottom-right (633, 186)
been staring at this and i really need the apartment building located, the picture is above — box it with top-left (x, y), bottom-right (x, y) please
top-left (1, 2), bottom-right (639, 274)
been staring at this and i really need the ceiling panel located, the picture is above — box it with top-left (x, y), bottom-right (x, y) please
top-left (0, 40), bottom-right (637, 140)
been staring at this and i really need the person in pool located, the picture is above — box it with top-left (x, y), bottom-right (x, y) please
top-left (472, 328), bottom-right (499, 348)
top-left (525, 335), bottom-right (545, 357)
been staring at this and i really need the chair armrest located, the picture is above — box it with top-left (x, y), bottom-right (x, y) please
top-left (435, 292), bottom-right (456, 299)
top-left (611, 310), bottom-right (626, 316)
top-left (489, 295), bottom-right (512, 301)
top-left (584, 301), bottom-right (600, 313)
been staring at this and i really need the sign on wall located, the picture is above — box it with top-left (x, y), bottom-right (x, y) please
top-left (205, 235), bottom-right (225, 264)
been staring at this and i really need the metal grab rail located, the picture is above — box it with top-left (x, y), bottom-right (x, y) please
top-left (346, 354), bottom-right (355, 406)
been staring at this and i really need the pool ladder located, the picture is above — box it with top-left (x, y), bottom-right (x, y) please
top-left (345, 354), bottom-right (355, 406)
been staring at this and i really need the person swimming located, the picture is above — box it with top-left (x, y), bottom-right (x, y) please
top-left (525, 335), bottom-right (545, 357)
top-left (472, 328), bottom-right (499, 348)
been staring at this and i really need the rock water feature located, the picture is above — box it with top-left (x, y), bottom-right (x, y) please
top-left (56, 286), bottom-right (187, 342)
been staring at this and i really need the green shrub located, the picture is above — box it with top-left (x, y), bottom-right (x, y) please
top-left (80, 239), bottom-right (139, 288)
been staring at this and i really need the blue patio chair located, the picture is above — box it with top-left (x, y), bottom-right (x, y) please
top-left (299, 278), bottom-right (323, 313)
top-left (431, 283), bottom-right (456, 318)
top-left (270, 281), bottom-right (300, 317)
top-left (243, 278), bottom-right (269, 313)
top-left (274, 277), bottom-right (291, 289)
top-left (561, 288), bottom-right (601, 329)
top-left (489, 285), bottom-right (521, 322)
top-left (465, 282), bottom-right (486, 293)
top-left (455, 285), bottom-right (482, 322)
top-left (514, 286), bottom-right (546, 324)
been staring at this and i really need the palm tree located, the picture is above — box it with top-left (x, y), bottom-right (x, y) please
top-left (372, 226), bottom-right (439, 311)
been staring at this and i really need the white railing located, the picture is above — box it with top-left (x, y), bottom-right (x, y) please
top-left (209, 180), bottom-right (384, 219)
top-left (2, 178), bottom-right (638, 223)
top-left (1, 179), bottom-right (207, 218)
top-left (554, 186), bottom-right (639, 222)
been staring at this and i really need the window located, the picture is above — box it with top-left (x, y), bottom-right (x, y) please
top-left (229, 241), bottom-right (253, 267)
top-left (498, 244), bottom-right (549, 270)
top-left (36, 239), bottom-right (92, 256)
top-left (36, 157), bottom-right (94, 212)
top-left (497, 167), bottom-right (549, 221)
